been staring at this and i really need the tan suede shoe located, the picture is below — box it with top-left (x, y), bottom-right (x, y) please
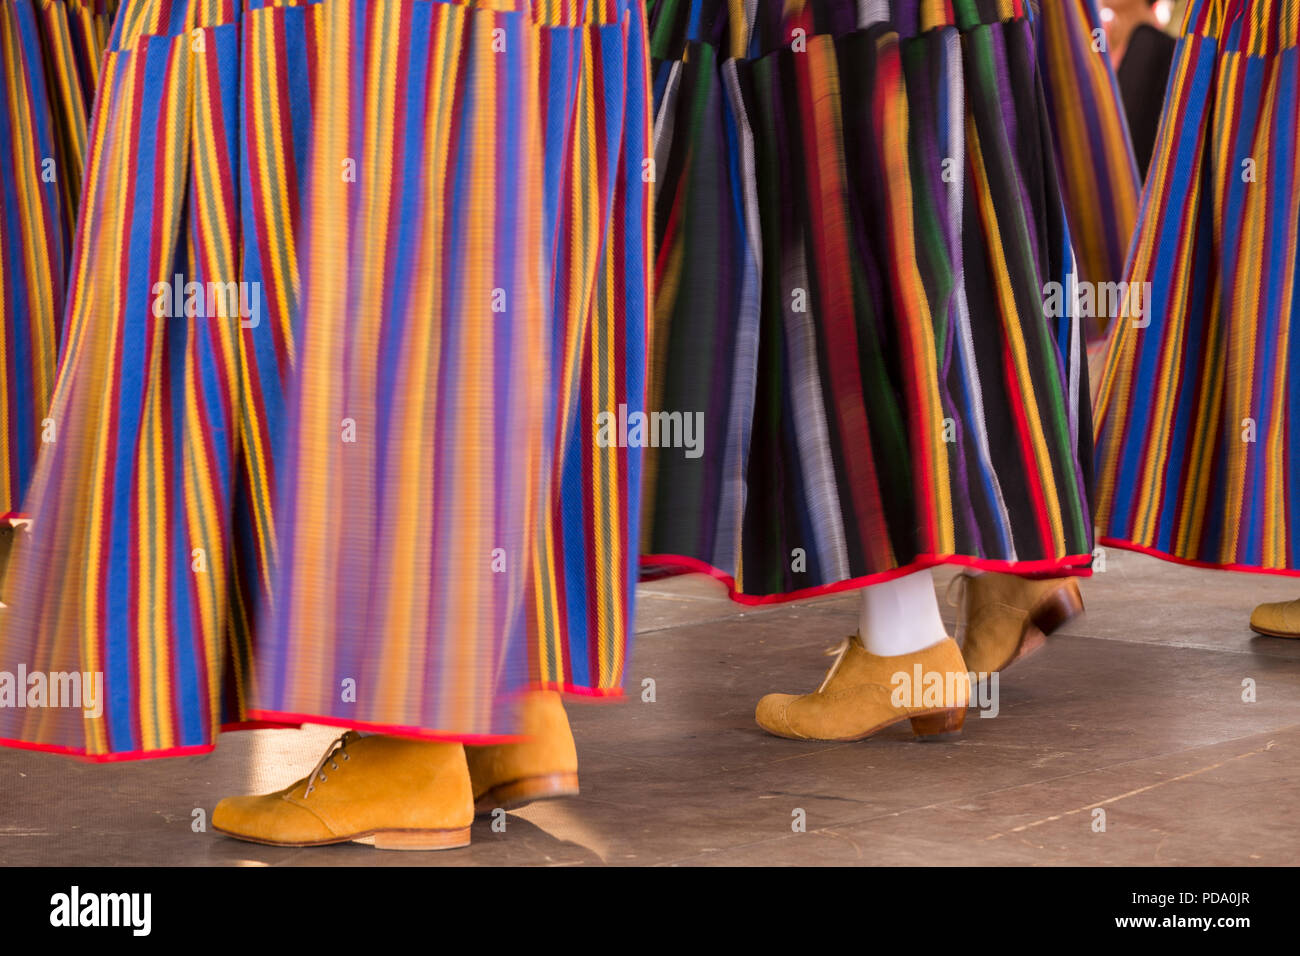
top-left (212, 732), bottom-right (473, 850)
top-left (755, 635), bottom-right (970, 742)
top-left (950, 571), bottom-right (1084, 675)
top-left (1250, 598), bottom-right (1300, 638)
top-left (466, 691), bottom-right (579, 815)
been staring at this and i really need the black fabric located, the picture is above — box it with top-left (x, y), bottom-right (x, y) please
top-left (1118, 23), bottom-right (1178, 182)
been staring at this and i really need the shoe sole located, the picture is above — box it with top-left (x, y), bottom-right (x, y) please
top-left (474, 772), bottom-right (580, 816)
top-left (992, 578), bottom-right (1085, 674)
top-left (1249, 624), bottom-right (1300, 639)
top-left (212, 825), bottom-right (472, 851)
top-left (760, 706), bottom-right (966, 743)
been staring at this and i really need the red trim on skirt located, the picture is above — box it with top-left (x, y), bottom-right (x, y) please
top-left (639, 551), bottom-right (1094, 606)
top-left (529, 682), bottom-right (624, 701)
top-left (0, 716), bottom-right (524, 763)
top-left (0, 721), bottom-right (296, 763)
top-left (245, 710), bottom-right (525, 746)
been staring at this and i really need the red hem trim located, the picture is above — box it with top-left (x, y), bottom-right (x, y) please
top-left (527, 682), bottom-right (624, 703)
top-left (638, 551), bottom-right (1094, 606)
top-left (0, 736), bottom-right (218, 763)
top-left (1098, 536), bottom-right (1300, 577)
top-left (0, 720), bottom-right (278, 763)
top-left (244, 710), bottom-right (525, 745)
top-left (0, 714), bottom-right (520, 763)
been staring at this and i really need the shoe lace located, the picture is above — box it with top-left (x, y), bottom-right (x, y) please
top-left (302, 732), bottom-right (354, 799)
top-left (816, 637), bottom-right (853, 693)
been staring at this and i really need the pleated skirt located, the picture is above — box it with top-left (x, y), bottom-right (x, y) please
top-left (0, 0), bottom-right (118, 515)
top-left (1036, 0), bottom-right (1140, 337)
top-left (0, 0), bottom-right (650, 759)
top-left (1094, 0), bottom-right (1300, 574)
top-left (641, 0), bottom-right (1099, 603)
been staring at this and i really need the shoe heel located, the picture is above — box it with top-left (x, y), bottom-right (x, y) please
top-left (1029, 580), bottom-right (1084, 635)
top-left (370, 827), bottom-right (471, 851)
top-left (910, 708), bottom-right (965, 741)
top-left (474, 772), bottom-right (580, 815)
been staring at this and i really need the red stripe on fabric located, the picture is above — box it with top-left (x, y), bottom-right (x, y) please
top-left (160, 303), bottom-right (185, 753)
top-left (250, 11), bottom-right (293, 396)
top-left (428, 8), bottom-right (472, 688)
top-left (184, 48), bottom-right (239, 750)
top-left (245, 710), bottom-right (525, 745)
top-left (581, 333), bottom-right (597, 688)
top-left (551, 471), bottom-right (574, 688)
top-left (654, 164), bottom-right (683, 293)
top-left (236, 5), bottom-right (280, 503)
top-left (121, 38), bottom-right (160, 757)
top-left (205, 33), bottom-right (239, 252)
top-left (1000, 337), bottom-right (1056, 557)
top-left (798, 40), bottom-right (889, 564)
top-left (304, 1), bottom-right (318, 107)
top-left (0, 721), bottom-right (296, 763)
top-left (24, 12), bottom-right (68, 324)
top-left (612, 134), bottom-right (631, 689)
top-left (386, 0), bottom-right (412, 275)
top-left (6, 13), bottom-right (61, 505)
top-left (527, 681), bottom-right (624, 699)
top-left (876, 45), bottom-right (942, 555)
top-left (583, 22), bottom-right (613, 690)
top-left (1239, 55), bottom-right (1273, 545)
top-left (184, 117), bottom-right (240, 754)
top-left (0, 737), bottom-right (219, 763)
top-left (640, 551), bottom-right (1093, 606)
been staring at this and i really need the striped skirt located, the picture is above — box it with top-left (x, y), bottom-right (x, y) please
top-left (641, 0), bottom-right (1105, 602)
top-left (1095, 0), bottom-right (1300, 574)
top-left (0, 0), bottom-right (649, 760)
top-left (1037, 0), bottom-right (1140, 340)
top-left (0, 0), bottom-right (118, 515)
top-left (1037, 0), bottom-right (1142, 394)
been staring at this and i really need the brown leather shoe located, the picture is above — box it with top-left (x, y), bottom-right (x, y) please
top-left (212, 732), bottom-right (473, 850)
top-left (755, 634), bottom-right (969, 742)
top-left (465, 691), bottom-right (579, 815)
top-left (949, 571), bottom-right (1084, 675)
top-left (1250, 598), bottom-right (1300, 638)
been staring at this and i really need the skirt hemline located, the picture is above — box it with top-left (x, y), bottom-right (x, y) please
top-left (639, 551), bottom-right (1095, 606)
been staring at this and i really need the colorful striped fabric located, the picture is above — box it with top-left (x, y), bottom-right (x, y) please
top-left (1036, 0), bottom-right (1141, 342)
top-left (520, 0), bottom-right (651, 696)
top-left (259, 0), bottom-right (651, 734)
top-left (0, 0), bottom-right (650, 759)
top-left (0, 0), bottom-right (316, 760)
top-left (1094, 0), bottom-right (1300, 574)
top-left (641, 0), bottom-right (1096, 603)
top-left (0, 0), bottom-right (118, 516)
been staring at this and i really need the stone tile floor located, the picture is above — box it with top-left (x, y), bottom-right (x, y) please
top-left (2, 548), bottom-right (1298, 865)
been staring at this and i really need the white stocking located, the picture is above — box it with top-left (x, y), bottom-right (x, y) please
top-left (857, 569), bottom-right (948, 657)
